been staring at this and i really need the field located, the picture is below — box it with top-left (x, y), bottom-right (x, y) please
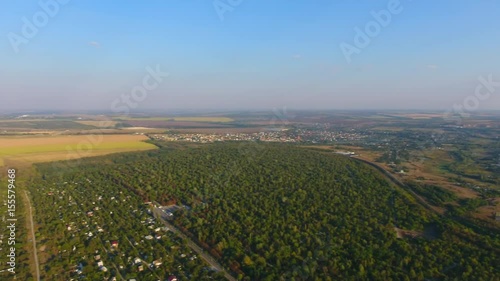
top-left (124, 120), bottom-right (231, 128)
top-left (385, 113), bottom-right (445, 119)
top-left (115, 116), bottom-right (234, 122)
top-left (0, 120), bottom-right (95, 130)
top-left (0, 135), bottom-right (157, 167)
top-left (172, 127), bottom-right (266, 134)
top-left (74, 120), bottom-right (119, 127)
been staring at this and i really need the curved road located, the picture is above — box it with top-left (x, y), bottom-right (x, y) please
top-left (350, 156), bottom-right (440, 214)
top-left (24, 190), bottom-right (40, 281)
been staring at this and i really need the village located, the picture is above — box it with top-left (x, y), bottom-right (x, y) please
top-left (149, 128), bottom-right (366, 144)
top-left (31, 176), bottom-right (225, 280)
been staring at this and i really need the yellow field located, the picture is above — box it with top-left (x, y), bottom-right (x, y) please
top-left (0, 135), bottom-right (157, 167)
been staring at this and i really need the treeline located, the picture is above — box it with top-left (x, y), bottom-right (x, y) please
top-left (406, 182), bottom-right (457, 207)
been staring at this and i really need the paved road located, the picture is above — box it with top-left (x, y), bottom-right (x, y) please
top-left (150, 205), bottom-right (236, 281)
top-left (24, 190), bottom-right (40, 281)
top-left (350, 156), bottom-right (441, 214)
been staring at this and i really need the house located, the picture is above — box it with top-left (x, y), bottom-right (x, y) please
top-left (496, 212), bottom-right (500, 221)
top-left (111, 240), bottom-right (119, 248)
top-left (167, 276), bottom-right (178, 281)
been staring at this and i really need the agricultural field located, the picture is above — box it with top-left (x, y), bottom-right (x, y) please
top-left (172, 127), bottom-right (266, 134)
top-left (110, 115), bottom-right (238, 129)
top-left (114, 116), bottom-right (235, 122)
top-left (0, 120), bottom-right (95, 130)
top-left (74, 120), bottom-right (119, 128)
top-left (0, 135), bottom-right (157, 167)
top-left (122, 120), bottom-right (232, 129)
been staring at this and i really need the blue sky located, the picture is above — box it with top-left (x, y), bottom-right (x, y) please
top-left (1, 0), bottom-right (499, 111)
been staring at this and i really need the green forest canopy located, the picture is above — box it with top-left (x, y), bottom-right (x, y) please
top-left (33, 142), bottom-right (500, 280)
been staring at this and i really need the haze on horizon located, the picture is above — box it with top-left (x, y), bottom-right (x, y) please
top-left (1, 0), bottom-right (499, 112)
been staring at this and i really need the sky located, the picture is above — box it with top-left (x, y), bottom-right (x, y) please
top-left (1, 0), bottom-right (499, 111)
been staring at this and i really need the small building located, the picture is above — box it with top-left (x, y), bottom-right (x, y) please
top-left (496, 212), bottom-right (500, 221)
top-left (111, 240), bottom-right (119, 248)
top-left (167, 276), bottom-right (178, 281)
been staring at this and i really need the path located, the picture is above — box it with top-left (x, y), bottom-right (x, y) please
top-left (24, 190), bottom-right (40, 281)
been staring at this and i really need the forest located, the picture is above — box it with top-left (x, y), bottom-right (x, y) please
top-left (31, 142), bottom-right (500, 280)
